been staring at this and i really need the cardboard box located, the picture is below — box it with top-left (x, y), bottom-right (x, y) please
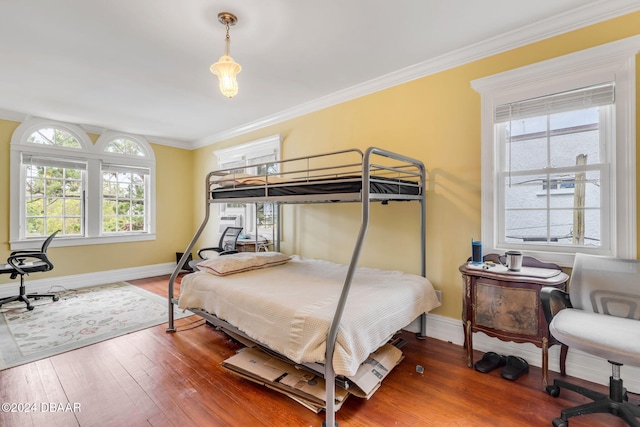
top-left (221, 343), bottom-right (403, 411)
top-left (346, 343), bottom-right (404, 398)
top-left (222, 347), bottom-right (349, 412)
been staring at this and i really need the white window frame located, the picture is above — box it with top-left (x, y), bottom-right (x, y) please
top-left (10, 119), bottom-right (156, 249)
top-left (214, 135), bottom-right (281, 236)
top-left (471, 36), bottom-right (639, 266)
top-left (95, 131), bottom-right (155, 238)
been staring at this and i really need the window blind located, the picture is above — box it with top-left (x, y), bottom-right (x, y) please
top-left (22, 154), bottom-right (87, 170)
top-left (248, 153), bottom-right (276, 165)
top-left (494, 82), bottom-right (615, 123)
top-left (101, 164), bottom-right (150, 175)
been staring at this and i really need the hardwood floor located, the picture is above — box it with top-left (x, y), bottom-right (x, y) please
top-left (0, 274), bottom-right (635, 427)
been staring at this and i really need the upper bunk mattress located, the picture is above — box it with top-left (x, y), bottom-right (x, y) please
top-left (178, 255), bottom-right (440, 377)
top-left (210, 175), bottom-right (421, 200)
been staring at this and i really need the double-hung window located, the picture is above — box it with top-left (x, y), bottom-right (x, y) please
top-left (98, 133), bottom-right (153, 235)
top-left (23, 154), bottom-right (86, 237)
top-left (472, 36), bottom-right (638, 265)
top-left (496, 84), bottom-right (613, 248)
top-left (214, 135), bottom-right (281, 239)
top-left (101, 164), bottom-right (149, 233)
top-left (10, 119), bottom-right (156, 249)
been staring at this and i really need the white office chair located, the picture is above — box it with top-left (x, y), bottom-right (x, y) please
top-left (541, 253), bottom-right (640, 427)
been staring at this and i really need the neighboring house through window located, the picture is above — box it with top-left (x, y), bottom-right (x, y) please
top-left (472, 36), bottom-right (638, 266)
top-left (10, 119), bottom-right (156, 249)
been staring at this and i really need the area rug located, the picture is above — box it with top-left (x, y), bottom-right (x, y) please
top-left (0, 282), bottom-right (189, 370)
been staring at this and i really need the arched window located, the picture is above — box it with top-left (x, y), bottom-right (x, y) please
top-left (103, 137), bottom-right (148, 156)
top-left (27, 127), bottom-right (84, 148)
top-left (10, 119), bottom-right (156, 248)
top-left (96, 131), bottom-right (155, 237)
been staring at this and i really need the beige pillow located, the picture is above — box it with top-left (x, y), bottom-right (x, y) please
top-left (198, 252), bottom-right (291, 276)
top-left (214, 173), bottom-right (255, 187)
top-left (214, 173), bottom-right (287, 187)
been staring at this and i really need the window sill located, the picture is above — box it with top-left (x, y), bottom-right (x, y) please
top-left (10, 233), bottom-right (156, 250)
top-left (491, 245), bottom-right (612, 268)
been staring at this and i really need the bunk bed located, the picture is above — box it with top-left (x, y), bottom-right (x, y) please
top-left (167, 147), bottom-right (439, 427)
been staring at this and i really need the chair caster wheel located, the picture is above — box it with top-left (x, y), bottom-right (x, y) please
top-left (552, 418), bottom-right (567, 427)
top-left (27, 305), bottom-right (34, 311)
top-left (546, 385), bottom-right (560, 397)
top-left (53, 296), bottom-right (59, 302)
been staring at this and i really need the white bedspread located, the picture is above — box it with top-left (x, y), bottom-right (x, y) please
top-left (178, 255), bottom-right (440, 377)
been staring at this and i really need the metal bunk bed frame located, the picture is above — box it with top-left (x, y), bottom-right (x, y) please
top-left (167, 147), bottom-right (426, 427)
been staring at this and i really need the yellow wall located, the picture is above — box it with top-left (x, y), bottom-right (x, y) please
top-left (1, 12), bottom-right (639, 322)
top-left (192, 11), bottom-right (640, 320)
top-left (0, 121), bottom-right (195, 284)
top-left (0, 120), bottom-right (19, 261)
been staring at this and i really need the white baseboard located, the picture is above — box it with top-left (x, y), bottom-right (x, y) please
top-left (422, 313), bottom-right (640, 394)
top-left (2, 265), bottom-right (637, 394)
top-left (0, 262), bottom-right (178, 297)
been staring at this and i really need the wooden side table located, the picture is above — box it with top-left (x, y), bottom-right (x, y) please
top-left (459, 253), bottom-right (569, 389)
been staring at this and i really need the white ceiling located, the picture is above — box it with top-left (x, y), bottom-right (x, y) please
top-left (1, 0), bottom-right (639, 149)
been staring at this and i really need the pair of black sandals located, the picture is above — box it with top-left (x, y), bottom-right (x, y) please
top-left (474, 352), bottom-right (529, 380)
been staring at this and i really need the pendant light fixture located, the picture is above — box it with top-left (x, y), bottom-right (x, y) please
top-left (210, 12), bottom-right (242, 98)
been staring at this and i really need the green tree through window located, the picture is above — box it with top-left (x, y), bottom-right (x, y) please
top-left (25, 163), bottom-right (83, 237)
top-left (11, 119), bottom-right (156, 247)
top-left (102, 170), bottom-right (147, 232)
top-left (27, 128), bottom-right (82, 148)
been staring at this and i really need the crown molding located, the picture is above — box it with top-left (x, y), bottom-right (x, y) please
top-left (193, 0), bottom-right (640, 149)
top-left (471, 34), bottom-right (640, 96)
top-left (0, 108), bottom-right (28, 122)
top-left (0, 109), bottom-right (191, 150)
top-left (78, 123), bottom-right (108, 136)
top-left (2, 2), bottom-right (639, 150)
top-left (145, 135), bottom-right (193, 150)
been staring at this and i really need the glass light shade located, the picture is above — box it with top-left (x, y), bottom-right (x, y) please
top-left (210, 55), bottom-right (242, 98)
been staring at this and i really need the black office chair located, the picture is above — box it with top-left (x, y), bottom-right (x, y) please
top-left (541, 253), bottom-right (640, 427)
top-left (198, 226), bottom-right (243, 258)
top-left (0, 230), bottom-right (60, 311)
top-left (189, 226), bottom-right (243, 270)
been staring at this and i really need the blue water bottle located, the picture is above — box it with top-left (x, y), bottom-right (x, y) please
top-left (471, 239), bottom-right (482, 264)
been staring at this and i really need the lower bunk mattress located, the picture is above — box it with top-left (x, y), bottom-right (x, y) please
top-left (178, 254), bottom-right (441, 377)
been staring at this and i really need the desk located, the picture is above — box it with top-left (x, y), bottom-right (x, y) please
top-left (236, 240), bottom-right (270, 252)
top-left (459, 254), bottom-right (569, 389)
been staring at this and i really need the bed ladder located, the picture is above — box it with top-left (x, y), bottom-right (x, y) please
top-left (323, 147), bottom-right (426, 427)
